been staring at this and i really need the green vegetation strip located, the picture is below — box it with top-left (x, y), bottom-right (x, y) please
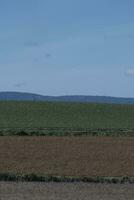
top-left (1, 101), bottom-right (134, 130)
top-left (0, 173), bottom-right (133, 183)
top-left (0, 174), bottom-right (132, 183)
top-left (0, 128), bottom-right (134, 136)
top-left (1, 101), bottom-right (134, 136)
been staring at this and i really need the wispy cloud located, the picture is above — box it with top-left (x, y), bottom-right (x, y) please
top-left (104, 34), bottom-right (134, 40)
top-left (14, 82), bottom-right (27, 88)
top-left (125, 69), bottom-right (134, 76)
top-left (45, 53), bottom-right (51, 59)
top-left (24, 41), bottom-right (40, 47)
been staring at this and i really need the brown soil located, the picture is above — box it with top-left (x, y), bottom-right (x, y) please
top-left (0, 182), bottom-right (134, 200)
top-left (0, 136), bottom-right (134, 177)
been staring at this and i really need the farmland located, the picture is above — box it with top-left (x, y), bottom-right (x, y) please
top-left (0, 136), bottom-right (133, 182)
top-left (0, 102), bottom-right (134, 199)
top-left (0, 101), bottom-right (134, 135)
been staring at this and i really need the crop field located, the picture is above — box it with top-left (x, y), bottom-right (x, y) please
top-left (0, 101), bottom-right (134, 135)
top-left (0, 102), bottom-right (134, 199)
top-left (0, 182), bottom-right (134, 200)
top-left (0, 136), bottom-right (133, 182)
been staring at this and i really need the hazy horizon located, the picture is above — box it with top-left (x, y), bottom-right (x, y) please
top-left (1, 90), bottom-right (134, 99)
top-left (1, 1), bottom-right (134, 97)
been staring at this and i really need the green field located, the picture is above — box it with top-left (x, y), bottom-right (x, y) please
top-left (0, 101), bottom-right (134, 135)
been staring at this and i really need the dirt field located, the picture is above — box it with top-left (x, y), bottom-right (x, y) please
top-left (0, 136), bottom-right (134, 177)
top-left (0, 182), bottom-right (134, 200)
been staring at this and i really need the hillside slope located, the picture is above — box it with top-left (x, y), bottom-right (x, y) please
top-left (0, 92), bottom-right (134, 104)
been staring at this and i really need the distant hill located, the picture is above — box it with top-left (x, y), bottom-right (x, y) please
top-left (0, 91), bottom-right (134, 104)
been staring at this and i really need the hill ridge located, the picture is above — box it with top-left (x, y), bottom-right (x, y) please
top-left (0, 91), bottom-right (134, 104)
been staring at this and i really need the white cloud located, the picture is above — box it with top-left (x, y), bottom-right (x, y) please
top-left (125, 69), bottom-right (134, 76)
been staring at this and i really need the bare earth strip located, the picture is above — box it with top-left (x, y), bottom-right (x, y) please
top-left (0, 136), bottom-right (134, 177)
top-left (0, 182), bottom-right (134, 200)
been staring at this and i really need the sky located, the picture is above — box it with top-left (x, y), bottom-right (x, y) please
top-left (0, 0), bottom-right (134, 97)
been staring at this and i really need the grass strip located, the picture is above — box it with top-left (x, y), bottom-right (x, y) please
top-left (0, 128), bottom-right (134, 136)
top-left (0, 173), bottom-right (134, 183)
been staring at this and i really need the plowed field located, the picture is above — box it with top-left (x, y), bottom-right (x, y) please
top-left (0, 136), bottom-right (134, 177)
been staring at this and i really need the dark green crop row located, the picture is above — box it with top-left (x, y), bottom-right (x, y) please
top-left (0, 173), bottom-right (133, 183)
top-left (0, 127), bottom-right (134, 136)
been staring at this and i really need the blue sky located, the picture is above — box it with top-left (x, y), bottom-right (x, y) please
top-left (0, 0), bottom-right (134, 97)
